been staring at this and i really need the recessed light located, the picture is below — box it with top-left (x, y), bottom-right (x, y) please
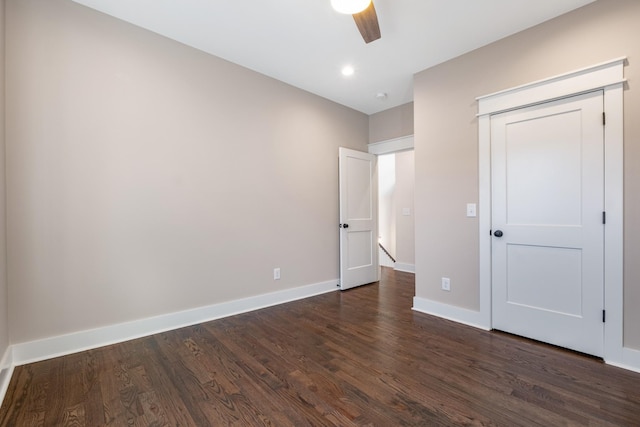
top-left (376, 92), bottom-right (388, 100)
top-left (341, 65), bottom-right (355, 77)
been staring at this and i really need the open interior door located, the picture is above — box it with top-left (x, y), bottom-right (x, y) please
top-left (339, 147), bottom-right (379, 290)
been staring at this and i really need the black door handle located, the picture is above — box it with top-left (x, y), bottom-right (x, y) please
top-left (493, 229), bottom-right (503, 237)
top-left (340, 224), bottom-right (349, 229)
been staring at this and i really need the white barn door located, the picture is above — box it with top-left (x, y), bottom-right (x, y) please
top-left (491, 91), bottom-right (605, 357)
top-left (339, 148), bottom-right (379, 290)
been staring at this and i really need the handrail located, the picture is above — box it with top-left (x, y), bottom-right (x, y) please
top-left (378, 243), bottom-right (396, 263)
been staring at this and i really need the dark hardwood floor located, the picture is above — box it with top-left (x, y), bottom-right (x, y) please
top-left (1, 267), bottom-right (639, 426)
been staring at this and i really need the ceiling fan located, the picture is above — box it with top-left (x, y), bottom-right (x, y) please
top-left (331, 0), bottom-right (381, 44)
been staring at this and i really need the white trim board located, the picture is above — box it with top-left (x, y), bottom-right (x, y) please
top-left (0, 347), bottom-right (14, 408)
top-left (0, 346), bottom-right (11, 374)
top-left (10, 279), bottom-right (338, 367)
top-left (0, 366), bottom-right (14, 409)
top-left (394, 263), bottom-right (415, 274)
top-left (475, 57), bottom-right (633, 371)
top-left (607, 347), bottom-right (640, 375)
top-left (368, 135), bottom-right (414, 155)
top-left (413, 297), bottom-right (490, 331)
top-left (476, 57), bottom-right (627, 116)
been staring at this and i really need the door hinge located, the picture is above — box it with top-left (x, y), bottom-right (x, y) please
top-left (603, 310), bottom-right (606, 323)
top-left (603, 112), bottom-right (606, 126)
top-left (602, 211), bottom-right (606, 225)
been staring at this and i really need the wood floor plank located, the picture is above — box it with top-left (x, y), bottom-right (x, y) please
top-left (2, 267), bottom-right (640, 426)
top-left (0, 366), bottom-right (34, 426)
top-left (182, 329), bottom-right (285, 426)
top-left (41, 357), bottom-right (65, 426)
top-left (132, 336), bottom-right (202, 427)
top-left (202, 320), bottom-right (336, 425)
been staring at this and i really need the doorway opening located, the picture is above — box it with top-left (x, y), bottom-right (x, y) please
top-left (377, 150), bottom-right (415, 274)
top-left (338, 137), bottom-right (415, 291)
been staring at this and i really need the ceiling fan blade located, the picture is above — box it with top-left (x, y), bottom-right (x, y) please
top-left (353, 1), bottom-right (381, 44)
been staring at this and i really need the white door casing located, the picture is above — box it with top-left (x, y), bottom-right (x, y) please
top-left (339, 147), bottom-right (379, 290)
top-left (477, 58), bottom-right (625, 366)
top-left (491, 91), bottom-right (604, 356)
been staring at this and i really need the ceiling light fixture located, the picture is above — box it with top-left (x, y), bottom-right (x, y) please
top-left (341, 65), bottom-right (355, 77)
top-left (331, 0), bottom-right (371, 15)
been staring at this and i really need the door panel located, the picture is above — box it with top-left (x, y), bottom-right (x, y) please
top-left (346, 156), bottom-right (373, 220)
top-left (506, 244), bottom-right (582, 316)
top-left (505, 110), bottom-right (583, 225)
top-left (347, 231), bottom-right (374, 268)
top-left (491, 91), bottom-right (604, 357)
top-left (339, 148), bottom-right (378, 290)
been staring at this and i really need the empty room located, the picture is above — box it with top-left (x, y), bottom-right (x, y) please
top-left (1, 0), bottom-right (640, 425)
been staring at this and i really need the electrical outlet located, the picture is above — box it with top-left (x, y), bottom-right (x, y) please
top-left (274, 268), bottom-right (281, 280)
top-left (441, 277), bottom-right (451, 291)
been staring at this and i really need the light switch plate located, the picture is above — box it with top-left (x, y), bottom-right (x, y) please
top-left (402, 208), bottom-right (411, 216)
top-left (466, 203), bottom-right (477, 217)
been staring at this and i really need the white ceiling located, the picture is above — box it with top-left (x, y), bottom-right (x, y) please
top-left (71, 0), bottom-right (596, 115)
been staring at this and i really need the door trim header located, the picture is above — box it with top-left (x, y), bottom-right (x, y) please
top-left (477, 57), bottom-right (626, 117)
top-left (367, 135), bottom-right (414, 155)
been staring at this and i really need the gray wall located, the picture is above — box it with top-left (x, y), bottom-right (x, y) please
top-left (6, 0), bottom-right (368, 343)
top-left (414, 0), bottom-right (640, 349)
top-left (0, 0), bottom-right (8, 362)
top-left (370, 103), bottom-right (415, 271)
top-left (369, 102), bottom-right (414, 143)
top-left (394, 150), bottom-right (414, 269)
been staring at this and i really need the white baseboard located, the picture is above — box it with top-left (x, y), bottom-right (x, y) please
top-left (394, 263), bottom-right (415, 273)
top-left (414, 296), bottom-right (640, 374)
top-left (0, 346), bottom-right (14, 407)
top-left (11, 279), bottom-right (338, 367)
top-left (607, 346), bottom-right (640, 374)
top-left (412, 296), bottom-right (490, 331)
top-left (4, 280), bottom-right (639, 409)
